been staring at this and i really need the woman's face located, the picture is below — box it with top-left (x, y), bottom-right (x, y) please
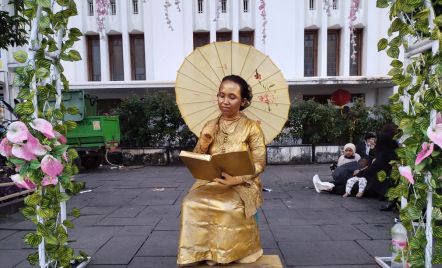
top-left (344, 148), bottom-right (354, 157)
top-left (217, 80), bottom-right (247, 118)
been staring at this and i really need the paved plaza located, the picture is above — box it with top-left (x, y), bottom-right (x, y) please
top-left (0, 164), bottom-right (397, 268)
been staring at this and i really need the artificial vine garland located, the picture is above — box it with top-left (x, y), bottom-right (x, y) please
top-left (349, 0), bottom-right (360, 64)
top-left (7, 0), bottom-right (87, 266)
top-left (259, 0), bottom-right (267, 44)
top-left (376, 0), bottom-right (442, 266)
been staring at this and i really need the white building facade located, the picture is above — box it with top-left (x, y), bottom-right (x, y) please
top-left (0, 0), bottom-right (396, 116)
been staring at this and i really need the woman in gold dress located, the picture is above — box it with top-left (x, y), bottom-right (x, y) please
top-left (177, 75), bottom-right (266, 266)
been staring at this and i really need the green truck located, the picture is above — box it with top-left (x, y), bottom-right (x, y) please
top-left (45, 90), bottom-right (120, 169)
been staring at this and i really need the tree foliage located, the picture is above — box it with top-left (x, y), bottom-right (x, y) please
top-left (0, 0), bottom-right (28, 50)
top-left (113, 90), bottom-right (197, 147)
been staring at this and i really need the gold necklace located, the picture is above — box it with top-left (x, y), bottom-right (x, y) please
top-left (221, 116), bottom-right (241, 135)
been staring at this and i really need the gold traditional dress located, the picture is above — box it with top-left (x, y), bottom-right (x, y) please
top-left (177, 113), bottom-right (266, 264)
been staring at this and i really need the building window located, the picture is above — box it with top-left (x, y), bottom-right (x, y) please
top-left (110, 0), bottom-right (116, 15)
top-left (309, 0), bottom-right (315, 10)
top-left (221, 0), bottom-right (227, 13)
top-left (327, 30), bottom-right (340, 76)
top-left (109, 35), bottom-right (124, 81)
top-left (243, 0), bottom-right (249, 12)
top-left (217, 32), bottom-right (231, 42)
top-left (239, 31), bottom-right (254, 46)
top-left (131, 35), bottom-right (146, 80)
top-left (194, 32), bottom-right (210, 49)
top-left (350, 29), bottom-right (363, 76)
top-left (304, 30), bottom-right (318, 77)
top-left (198, 0), bottom-right (203, 13)
top-left (87, 35), bottom-right (101, 81)
top-left (332, 0), bottom-right (338, 9)
top-left (88, 0), bottom-right (94, 16)
top-left (133, 0), bottom-right (139, 14)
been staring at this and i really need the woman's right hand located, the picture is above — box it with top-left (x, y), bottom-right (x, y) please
top-left (200, 124), bottom-right (216, 151)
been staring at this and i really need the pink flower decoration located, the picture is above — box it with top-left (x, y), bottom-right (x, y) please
top-left (27, 132), bottom-right (51, 156)
top-left (0, 138), bottom-right (12, 157)
top-left (11, 143), bottom-right (36, 161)
top-left (399, 166), bottom-right (414, 185)
top-left (7, 121), bottom-right (29, 143)
top-left (41, 176), bottom-right (59, 186)
top-left (54, 131), bottom-right (67, 144)
top-left (427, 124), bottom-right (442, 149)
top-left (30, 118), bottom-right (55, 139)
top-left (41, 155), bottom-right (63, 179)
top-left (437, 112), bottom-right (442, 124)
top-left (11, 174), bottom-right (37, 190)
top-left (415, 142), bottom-right (434, 166)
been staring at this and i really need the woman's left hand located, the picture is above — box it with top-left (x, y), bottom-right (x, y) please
top-left (353, 170), bottom-right (360, 176)
top-left (215, 172), bottom-right (244, 186)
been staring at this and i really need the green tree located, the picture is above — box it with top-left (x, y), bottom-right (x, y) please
top-left (0, 0), bottom-right (28, 50)
top-left (113, 90), bottom-right (197, 147)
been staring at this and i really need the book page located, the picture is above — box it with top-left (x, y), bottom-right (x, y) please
top-left (179, 151), bottom-right (212, 161)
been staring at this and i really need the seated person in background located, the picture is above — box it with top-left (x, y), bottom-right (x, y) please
top-left (356, 133), bottom-right (376, 162)
top-left (337, 143), bottom-right (360, 167)
top-left (314, 157), bottom-right (369, 194)
top-left (342, 158), bottom-right (370, 198)
top-left (332, 158), bottom-right (370, 184)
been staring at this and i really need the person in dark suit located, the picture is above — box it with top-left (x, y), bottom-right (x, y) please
top-left (356, 133), bottom-right (376, 162)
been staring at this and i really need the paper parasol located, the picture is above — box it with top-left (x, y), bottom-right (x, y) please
top-left (175, 41), bottom-right (289, 145)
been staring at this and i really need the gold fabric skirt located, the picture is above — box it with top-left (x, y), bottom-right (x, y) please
top-left (177, 182), bottom-right (262, 264)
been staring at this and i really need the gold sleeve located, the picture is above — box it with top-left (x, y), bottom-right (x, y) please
top-left (193, 122), bottom-right (210, 154)
top-left (241, 122), bottom-right (266, 184)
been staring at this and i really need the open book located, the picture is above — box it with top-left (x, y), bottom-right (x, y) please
top-left (179, 150), bottom-right (255, 181)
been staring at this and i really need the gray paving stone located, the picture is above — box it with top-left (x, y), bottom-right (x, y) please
top-left (126, 189), bottom-right (182, 206)
top-left (259, 230), bottom-right (278, 249)
top-left (136, 231), bottom-right (179, 257)
top-left (319, 224), bottom-right (371, 241)
top-left (265, 208), bottom-right (364, 226)
top-left (90, 235), bottom-right (148, 265)
top-left (137, 205), bottom-right (181, 219)
top-left (0, 231), bottom-right (31, 249)
top-left (155, 217), bottom-right (181, 231)
top-left (79, 206), bottom-right (120, 215)
top-left (0, 249), bottom-right (35, 268)
top-left (356, 239), bottom-right (391, 258)
top-left (279, 241), bottom-right (374, 266)
top-left (137, 181), bottom-right (182, 188)
top-left (282, 198), bottom-right (342, 209)
top-left (115, 225), bottom-right (154, 237)
top-left (0, 219), bottom-right (35, 230)
top-left (353, 211), bottom-right (396, 224)
top-left (261, 200), bottom-right (288, 210)
top-left (71, 215), bottom-right (107, 227)
top-left (79, 265), bottom-right (127, 268)
top-left (127, 256), bottom-right (178, 268)
top-left (95, 216), bottom-right (161, 226)
top-left (69, 227), bottom-right (121, 250)
top-left (354, 224), bottom-right (392, 240)
top-left (107, 206), bottom-right (146, 218)
top-left (0, 229), bottom-right (16, 240)
top-left (293, 265), bottom-right (380, 268)
top-left (271, 226), bottom-right (330, 242)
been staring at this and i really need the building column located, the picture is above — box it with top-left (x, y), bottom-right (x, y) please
top-left (232, 0), bottom-right (239, 42)
top-left (254, 0), bottom-right (264, 53)
top-left (99, 34), bottom-right (110, 81)
top-left (182, 0), bottom-right (194, 55)
top-left (144, 0), bottom-right (154, 80)
top-left (210, 0), bottom-right (217, 42)
top-left (318, 0), bottom-right (328, 77)
top-left (120, 1), bottom-right (132, 81)
top-left (364, 1), bottom-right (378, 76)
top-left (294, 0), bottom-right (305, 77)
top-left (342, 0), bottom-right (351, 76)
